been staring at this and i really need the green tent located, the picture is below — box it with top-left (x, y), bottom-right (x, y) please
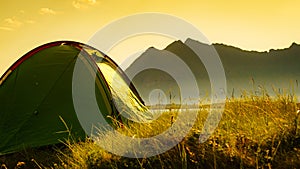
top-left (0, 41), bottom-right (148, 155)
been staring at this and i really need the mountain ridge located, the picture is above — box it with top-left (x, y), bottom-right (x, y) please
top-left (145, 37), bottom-right (300, 54)
top-left (125, 38), bottom-right (300, 104)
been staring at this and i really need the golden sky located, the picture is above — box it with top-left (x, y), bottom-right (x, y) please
top-left (1, 0), bottom-right (300, 75)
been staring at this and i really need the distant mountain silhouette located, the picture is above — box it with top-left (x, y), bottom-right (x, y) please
top-left (125, 39), bottom-right (300, 105)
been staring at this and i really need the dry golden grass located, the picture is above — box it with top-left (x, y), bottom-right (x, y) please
top-left (1, 91), bottom-right (300, 168)
top-left (56, 91), bottom-right (300, 169)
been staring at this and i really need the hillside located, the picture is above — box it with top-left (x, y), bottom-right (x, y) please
top-left (126, 39), bottom-right (300, 105)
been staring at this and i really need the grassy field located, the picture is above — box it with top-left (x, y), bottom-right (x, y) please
top-left (1, 90), bottom-right (300, 169)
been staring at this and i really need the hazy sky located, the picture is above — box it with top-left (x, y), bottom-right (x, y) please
top-left (1, 0), bottom-right (300, 75)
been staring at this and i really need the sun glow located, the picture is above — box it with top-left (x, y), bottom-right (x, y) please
top-left (1, 0), bottom-right (300, 75)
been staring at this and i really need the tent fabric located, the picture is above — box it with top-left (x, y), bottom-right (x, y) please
top-left (0, 41), bottom-right (144, 155)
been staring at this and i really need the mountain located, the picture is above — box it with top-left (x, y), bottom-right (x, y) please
top-left (125, 39), bottom-right (300, 105)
